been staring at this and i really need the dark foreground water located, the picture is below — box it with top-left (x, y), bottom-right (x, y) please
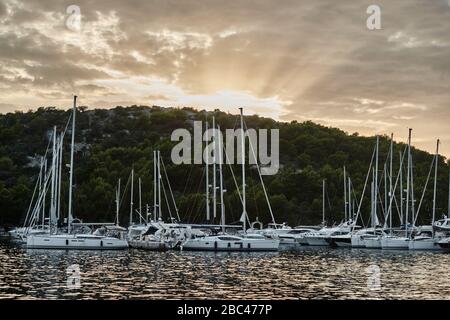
top-left (0, 241), bottom-right (449, 299)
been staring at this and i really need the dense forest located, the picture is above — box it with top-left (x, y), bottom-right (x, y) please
top-left (0, 105), bottom-right (448, 229)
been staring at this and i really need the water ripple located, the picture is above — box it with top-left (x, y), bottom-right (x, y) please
top-left (1, 242), bottom-right (450, 299)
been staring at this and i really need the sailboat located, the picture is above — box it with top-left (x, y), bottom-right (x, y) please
top-left (329, 167), bottom-right (367, 247)
top-left (128, 150), bottom-right (187, 250)
top-left (381, 129), bottom-right (413, 250)
top-left (304, 178), bottom-right (356, 246)
top-left (26, 96), bottom-right (128, 250)
top-left (409, 139), bottom-right (446, 250)
top-left (437, 237), bottom-right (450, 250)
top-left (348, 135), bottom-right (395, 248)
top-left (360, 136), bottom-right (387, 249)
top-left (181, 109), bottom-right (279, 251)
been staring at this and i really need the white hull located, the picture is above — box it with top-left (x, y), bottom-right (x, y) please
top-left (279, 237), bottom-right (297, 245)
top-left (438, 238), bottom-right (450, 251)
top-left (26, 234), bottom-right (128, 250)
top-left (408, 238), bottom-right (441, 250)
top-left (296, 237), bottom-right (309, 245)
top-left (279, 235), bottom-right (309, 246)
top-left (129, 239), bottom-right (169, 251)
top-left (363, 237), bottom-right (382, 249)
top-left (182, 236), bottom-right (279, 251)
top-left (332, 237), bottom-right (352, 247)
top-left (381, 236), bottom-right (409, 250)
top-left (351, 236), bottom-right (366, 248)
top-left (305, 237), bottom-right (329, 246)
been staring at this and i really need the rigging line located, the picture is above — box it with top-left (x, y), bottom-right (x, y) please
top-left (396, 158), bottom-right (405, 222)
top-left (181, 164), bottom-right (194, 199)
top-left (244, 119), bottom-right (277, 225)
top-left (161, 157), bottom-right (180, 221)
top-left (119, 170), bottom-right (132, 213)
top-left (224, 140), bottom-right (243, 205)
top-left (385, 145), bottom-right (408, 228)
top-left (27, 159), bottom-right (53, 230)
top-left (23, 154), bottom-right (50, 229)
top-left (349, 179), bottom-right (365, 227)
top-left (350, 180), bottom-right (360, 213)
top-left (352, 146), bottom-right (376, 231)
top-left (225, 156), bottom-right (249, 226)
top-left (24, 168), bottom-right (53, 235)
top-left (185, 167), bottom-right (205, 223)
top-left (193, 169), bottom-right (206, 223)
top-left (134, 209), bottom-right (148, 224)
top-left (392, 193), bottom-right (401, 224)
top-left (413, 154), bottom-right (435, 225)
top-left (190, 171), bottom-right (204, 223)
top-left (21, 165), bottom-right (42, 229)
top-left (160, 174), bottom-right (173, 221)
top-left (376, 186), bottom-right (386, 220)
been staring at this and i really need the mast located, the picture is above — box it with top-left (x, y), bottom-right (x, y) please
top-left (405, 128), bottom-right (412, 236)
top-left (153, 150), bottom-right (157, 222)
top-left (205, 120), bottom-right (210, 222)
top-left (43, 159), bottom-right (47, 228)
top-left (130, 167), bottom-right (134, 226)
top-left (116, 179), bottom-right (120, 226)
top-left (212, 116), bottom-right (217, 221)
top-left (139, 177), bottom-right (142, 225)
top-left (399, 151), bottom-right (403, 226)
top-left (348, 177), bottom-right (352, 222)
top-left (67, 96), bottom-right (76, 234)
top-left (157, 151), bottom-right (162, 220)
top-left (322, 179), bottom-right (326, 226)
top-left (39, 157), bottom-right (44, 227)
top-left (50, 126), bottom-right (57, 233)
top-left (432, 139), bottom-right (439, 238)
top-left (374, 136), bottom-right (379, 227)
top-left (410, 141), bottom-right (416, 236)
top-left (448, 163), bottom-right (450, 216)
top-left (343, 166), bottom-right (347, 222)
top-left (384, 164), bottom-right (387, 223)
top-left (371, 169), bottom-right (375, 228)
top-left (389, 134), bottom-right (393, 232)
top-left (218, 125), bottom-right (225, 233)
top-left (57, 134), bottom-right (63, 220)
top-left (239, 108), bottom-right (247, 232)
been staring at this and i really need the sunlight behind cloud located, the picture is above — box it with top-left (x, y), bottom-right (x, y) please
top-left (90, 77), bottom-right (287, 119)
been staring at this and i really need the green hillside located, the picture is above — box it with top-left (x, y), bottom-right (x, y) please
top-left (0, 105), bottom-right (448, 228)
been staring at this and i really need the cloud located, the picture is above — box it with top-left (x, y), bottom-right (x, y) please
top-left (1, 0), bottom-right (450, 155)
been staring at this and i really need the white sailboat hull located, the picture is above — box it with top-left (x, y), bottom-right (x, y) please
top-left (182, 237), bottom-right (279, 251)
top-left (26, 234), bottom-right (128, 250)
top-left (438, 237), bottom-right (450, 251)
top-left (278, 234), bottom-right (309, 246)
top-left (305, 236), bottom-right (329, 246)
top-left (331, 235), bottom-right (352, 247)
top-left (363, 237), bottom-right (382, 249)
top-left (408, 237), bottom-right (441, 250)
top-left (278, 237), bottom-right (297, 246)
top-left (351, 236), bottom-right (366, 248)
top-left (129, 239), bottom-right (169, 251)
top-left (381, 236), bottom-right (409, 250)
top-left (295, 235), bottom-right (309, 245)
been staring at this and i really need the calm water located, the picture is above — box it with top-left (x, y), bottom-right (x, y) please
top-left (0, 240), bottom-right (449, 299)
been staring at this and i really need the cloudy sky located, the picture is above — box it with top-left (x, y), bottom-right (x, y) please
top-left (1, 0), bottom-right (450, 155)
